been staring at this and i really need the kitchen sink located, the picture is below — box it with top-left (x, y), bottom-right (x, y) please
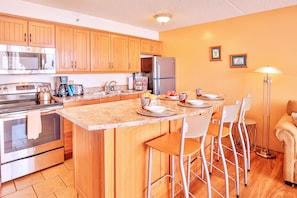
top-left (107, 90), bottom-right (135, 94)
top-left (92, 91), bottom-right (107, 96)
top-left (92, 90), bottom-right (135, 96)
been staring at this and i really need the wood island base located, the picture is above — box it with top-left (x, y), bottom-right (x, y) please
top-left (72, 120), bottom-right (180, 198)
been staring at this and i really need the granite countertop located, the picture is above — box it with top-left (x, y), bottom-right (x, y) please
top-left (56, 95), bottom-right (223, 131)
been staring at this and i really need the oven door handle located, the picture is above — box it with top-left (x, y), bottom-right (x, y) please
top-left (0, 107), bottom-right (62, 119)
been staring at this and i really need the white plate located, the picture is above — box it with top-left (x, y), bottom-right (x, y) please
top-left (167, 95), bottom-right (178, 100)
top-left (204, 94), bottom-right (218, 99)
top-left (144, 105), bottom-right (167, 113)
top-left (187, 99), bottom-right (204, 106)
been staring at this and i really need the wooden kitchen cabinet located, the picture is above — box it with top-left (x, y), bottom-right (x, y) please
top-left (28, 21), bottom-right (55, 47)
top-left (90, 31), bottom-right (110, 72)
top-left (0, 15), bottom-right (55, 47)
top-left (128, 37), bottom-right (141, 72)
top-left (56, 25), bottom-right (90, 73)
top-left (63, 99), bottom-right (98, 159)
top-left (91, 31), bottom-right (129, 72)
top-left (111, 34), bottom-right (129, 72)
top-left (99, 95), bottom-right (121, 103)
top-left (120, 93), bottom-right (140, 100)
top-left (140, 39), bottom-right (162, 55)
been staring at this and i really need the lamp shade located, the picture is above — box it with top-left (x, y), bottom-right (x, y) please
top-left (254, 65), bottom-right (282, 74)
top-left (154, 13), bottom-right (172, 23)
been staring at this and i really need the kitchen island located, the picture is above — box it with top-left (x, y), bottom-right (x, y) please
top-left (56, 96), bottom-right (223, 198)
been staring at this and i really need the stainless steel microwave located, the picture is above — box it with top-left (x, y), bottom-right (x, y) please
top-left (0, 45), bottom-right (56, 74)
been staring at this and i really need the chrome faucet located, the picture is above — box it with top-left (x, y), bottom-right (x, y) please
top-left (104, 81), bottom-right (117, 93)
top-left (108, 81), bottom-right (117, 91)
top-left (104, 81), bottom-right (109, 93)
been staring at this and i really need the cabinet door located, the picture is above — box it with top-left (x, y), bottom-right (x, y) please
top-left (91, 31), bottom-right (111, 72)
top-left (99, 95), bottom-right (120, 103)
top-left (120, 94), bottom-right (139, 100)
top-left (128, 37), bottom-right (141, 72)
top-left (110, 34), bottom-right (129, 72)
top-left (0, 16), bottom-right (27, 45)
top-left (73, 29), bottom-right (90, 72)
top-left (151, 41), bottom-right (162, 55)
top-left (140, 39), bottom-right (152, 55)
top-left (28, 21), bottom-right (55, 47)
top-left (56, 26), bottom-right (74, 72)
top-left (140, 39), bottom-right (162, 55)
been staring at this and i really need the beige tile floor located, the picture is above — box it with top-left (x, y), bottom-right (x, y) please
top-left (0, 159), bottom-right (77, 198)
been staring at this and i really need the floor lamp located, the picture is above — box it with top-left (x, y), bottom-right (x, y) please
top-left (254, 65), bottom-right (281, 159)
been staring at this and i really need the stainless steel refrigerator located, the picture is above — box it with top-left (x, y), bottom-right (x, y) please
top-left (141, 56), bottom-right (176, 95)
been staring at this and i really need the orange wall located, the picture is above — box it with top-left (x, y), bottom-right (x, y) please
top-left (159, 5), bottom-right (297, 152)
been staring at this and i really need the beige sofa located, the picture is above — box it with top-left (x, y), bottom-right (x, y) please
top-left (275, 100), bottom-right (297, 186)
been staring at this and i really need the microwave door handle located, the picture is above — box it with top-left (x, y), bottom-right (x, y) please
top-left (41, 54), bottom-right (45, 69)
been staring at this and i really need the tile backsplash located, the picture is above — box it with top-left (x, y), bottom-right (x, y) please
top-left (0, 73), bottom-right (132, 91)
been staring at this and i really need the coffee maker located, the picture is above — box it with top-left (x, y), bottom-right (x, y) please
top-left (54, 76), bottom-right (68, 97)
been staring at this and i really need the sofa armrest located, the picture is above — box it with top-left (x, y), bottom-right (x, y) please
top-left (275, 114), bottom-right (297, 143)
top-left (275, 114), bottom-right (297, 183)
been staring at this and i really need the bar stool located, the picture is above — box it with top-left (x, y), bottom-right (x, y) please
top-left (146, 109), bottom-right (213, 198)
top-left (234, 95), bottom-right (255, 172)
top-left (207, 102), bottom-right (241, 198)
top-left (235, 96), bottom-right (253, 186)
top-left (244, 118), bottom-right (257, 152)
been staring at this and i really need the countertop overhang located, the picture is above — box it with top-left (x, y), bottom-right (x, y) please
top-left (56, 98), bottom-right (222, 131)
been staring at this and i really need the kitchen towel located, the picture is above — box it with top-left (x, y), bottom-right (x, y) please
top-left (27, 109), bottom-right (42, 139)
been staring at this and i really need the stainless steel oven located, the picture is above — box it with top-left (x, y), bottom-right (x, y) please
top-left (0, 82), bottom-right (64, 183)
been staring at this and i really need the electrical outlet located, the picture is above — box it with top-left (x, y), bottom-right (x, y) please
top-left (69, 80), bottom-right (74, 84)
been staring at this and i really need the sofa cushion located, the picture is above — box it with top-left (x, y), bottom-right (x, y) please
top-left (292, 112), bottom-right (297, 127)
top-left (287, 100), bottom-right (297, 115)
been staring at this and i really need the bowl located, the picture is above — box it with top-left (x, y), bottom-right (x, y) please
top-left (144, 105), bottom-right (167, 113)
top-left (188, 99), bottom-right (204, 106)
top-left (204, 94), bottom-right (218, 99)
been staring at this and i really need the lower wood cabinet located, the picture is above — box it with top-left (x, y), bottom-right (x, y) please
top-left (99, 95), bottom-right (120, 103)
top-left (120, 93), bottom-right (140, 100)
top-left (63, 99), bottom-right (98, 159)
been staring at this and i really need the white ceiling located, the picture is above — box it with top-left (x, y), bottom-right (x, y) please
top-left (24, 0), bottom-right (297, 32)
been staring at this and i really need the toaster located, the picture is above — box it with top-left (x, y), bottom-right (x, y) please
top-left (69, 84), bottom-right (84, 95)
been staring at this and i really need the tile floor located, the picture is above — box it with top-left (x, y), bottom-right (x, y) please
top-left (0, 159), bottom-right (78, 198)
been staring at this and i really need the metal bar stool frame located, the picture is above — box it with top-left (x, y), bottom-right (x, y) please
top-left (146, 109), bottom-right (213, 198)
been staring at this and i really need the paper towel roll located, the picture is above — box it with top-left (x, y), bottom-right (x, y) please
top-left (128, 76), bottom-right (133, 90)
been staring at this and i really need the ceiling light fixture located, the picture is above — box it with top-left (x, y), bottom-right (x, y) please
top-left (154, 13), bottom-right (172, 24)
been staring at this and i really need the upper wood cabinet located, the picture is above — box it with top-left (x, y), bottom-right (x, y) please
top-left (28, 21), bottom-right (55, 47)
top-left (56, 26), bottom-right (90, 72)
top-left (0, 16), bottom-right (55, 47)
top-left (91, 31), bottom-right (129, 72)
top-left (128, 37), bottom-right (141, 72)
top-left (91, 31), bottom-right (110, 72)
top-left (141, 39), bottom-right (162, 55)
top-left (111, 34), bottom-right (129, 72)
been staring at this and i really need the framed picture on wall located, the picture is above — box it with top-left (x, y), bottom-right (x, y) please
top-left (230, 54), bottom-right (247, 68)
top-left (209, 46), bottom-right (221, 61)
